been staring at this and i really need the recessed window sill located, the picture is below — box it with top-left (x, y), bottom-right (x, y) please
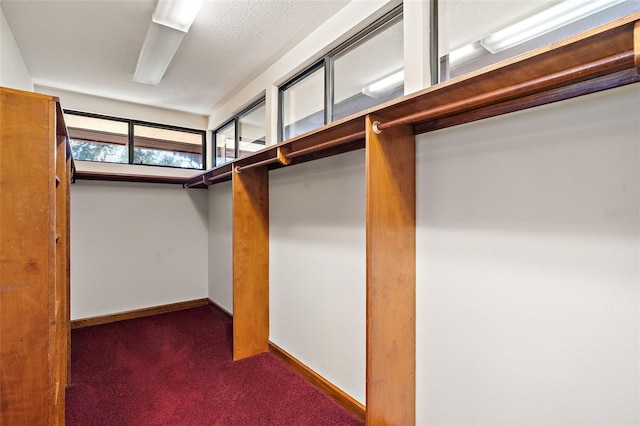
top-left (73, 160), bottom-right (205, 185)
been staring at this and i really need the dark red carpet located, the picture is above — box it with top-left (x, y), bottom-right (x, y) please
top-left (66, 305), bottom-right (363, 425)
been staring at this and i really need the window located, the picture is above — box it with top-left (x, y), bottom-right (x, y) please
top-left (65, 111), bottom-right (206, 170)
top-left (280, 63), bottom-right (325, 140)
top-left (215, 120), bottom-right (236, 166)
top-left (438, 0), bottom-right (640, 82)
top-left (279, 6), bottom-right (403, 141)
top-left (213, 99), bottom-right (266, 167)
top-left (238, 100), bottom-right (266, 159)
top-left (65, 114), bottom-right (129, 164)
top-left (134, 124), bottom-right (203, 168)
top-left (332, 14), bottom-right (403, 121)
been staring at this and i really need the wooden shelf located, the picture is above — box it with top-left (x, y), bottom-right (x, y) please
top-left (1, 87), bottom-right (71, 425)
top-left (75, 170), bottom-right (191, 185)
top-left (185, 13), bottom-right (640, 189)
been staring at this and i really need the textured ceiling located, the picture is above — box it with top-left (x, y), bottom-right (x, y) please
top-left (1, 0), bottom-right (350, 115)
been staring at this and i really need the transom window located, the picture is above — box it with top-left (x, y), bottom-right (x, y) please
top-left (65, 110), bottom-right (206, 170)
top-left (438, 0), bottom-right (640, 81)
top-left (279, 6), bottom-right (404, 141)
top-left (213, 99), bottom-right (266, 167)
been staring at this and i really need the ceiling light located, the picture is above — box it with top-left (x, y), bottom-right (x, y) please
top-left (481, 0), bottom-right (625, 54)
top-left (153, 0), bottom-right (204, 32)
top-left (448, 42), bottom-right (489, 68)
top-left (362, 70), bottom-right (404, 98)
top-left (133, 23), bottom-right (185, 86)
top-left (133, 0), bottom-right (204, 86)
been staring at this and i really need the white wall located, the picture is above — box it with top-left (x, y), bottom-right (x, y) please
top-left (0, 7), bottom-right (32, 91)
top-left (70, 180), bottom-right (209, 319)
top-left (205, 150), bottom-right (366, 404)
top-left (35, 85), bottom-right (207, 129)
top-left (415, 84), bottom-right (639, 425)
top-left (270, 150), bottom-right (367, 404)
top-left (207, 181), bottom-right (233, 313)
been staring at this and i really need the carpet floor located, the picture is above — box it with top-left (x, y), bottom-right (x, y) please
top-left (66, 305), bottom-right (363, 425)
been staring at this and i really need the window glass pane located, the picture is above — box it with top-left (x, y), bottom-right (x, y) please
top-left (238, 102), bottom-right (266, 159)
top-left (215, 121), bottom-right (236, 166)
top-left (133, 124), bottom-right (202, 169)
top-left (66, 114), bottom-right (128, 163)
top-left (281, 66), bottom-right (324, 140)
top-left (332, 17), bottom-right (404, 121)
top-left (439, 0), bottom-right (640, 81)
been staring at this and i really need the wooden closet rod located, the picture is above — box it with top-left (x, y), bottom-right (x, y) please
top-left (198, 130), bottom-right (367, 183)
top-left (284, 130), bottom-right (366, 160)
top-left (374, 51), bottom-right (634, 132)
top-left (183, 170), bottom-right (232, 188)
top-left (235, 156), bottom-right (280, 173)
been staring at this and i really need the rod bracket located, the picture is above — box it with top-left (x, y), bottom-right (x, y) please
top-left (372, 121), bottom-right (382, 135)
top-left (277, 146), bottom-right (293, 165)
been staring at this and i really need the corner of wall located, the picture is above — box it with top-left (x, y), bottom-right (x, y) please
top-left (0, 7), bottom-right (33, 91)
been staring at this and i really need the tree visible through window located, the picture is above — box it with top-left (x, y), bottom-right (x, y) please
top-left (65, 111), bottom-right (205, 170)
top-left (70, 139), bottom-right (128, 163)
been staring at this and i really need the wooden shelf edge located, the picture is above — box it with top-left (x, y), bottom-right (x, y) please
top-left (74, 170), bottom-right (196, 186)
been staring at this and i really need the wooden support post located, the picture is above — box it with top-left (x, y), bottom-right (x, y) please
top-left (365, 114), bottom-right (416, 425)
top-left (232, 165), bottom-right (269, 360)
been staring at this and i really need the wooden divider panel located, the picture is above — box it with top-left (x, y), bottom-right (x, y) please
top-left (53, 120), bottom-right (70, 424)
top-left (232, 166), bottom-right (269, 360)
top-left (365, 114), bottom-right (416, 425)
top-left (0, 89), bottom-right (55, 425)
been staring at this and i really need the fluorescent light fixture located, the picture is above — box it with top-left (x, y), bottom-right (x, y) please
top-left (448, 42), bottom-right (489, 67)
top-left (133, 22), bottom-right (185, 86)
top-left (133, 0), bottom-right (204, 86)
top-left (153, 0), bottom-right (204, 32)
top-left (362, 70), bottom-right (404, 98)
top-left (481, 0), bottom-right (625, 54)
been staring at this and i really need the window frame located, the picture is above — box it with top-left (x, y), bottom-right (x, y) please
top-left (64, 109), bottom-right (207, 170)
top-left (212, 97), bottom-right (266, 167)
top-left (237, 98), bottom-right (267, 159)
top-left (278, 5), bottom-right (404, 142)
top-left (277, 60), bottom-right (326, 143)
top-left (213, 117), bottom-right (237, 167)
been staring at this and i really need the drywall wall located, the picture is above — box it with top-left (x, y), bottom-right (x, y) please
top-left (0, 7), bottom-right (32, 91)
top-left (207, 181), bottom-right (233, 314)
top-left (415, 84), bottom-right (639, 424)
top-left (205, 143), bottom-right (366, 405)
top-left (35, 85), bottom-right (207, 129)
top-left (270, 150), bottom-right (367, 404)
top-left (70, 180), bottom-right (208, 319)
